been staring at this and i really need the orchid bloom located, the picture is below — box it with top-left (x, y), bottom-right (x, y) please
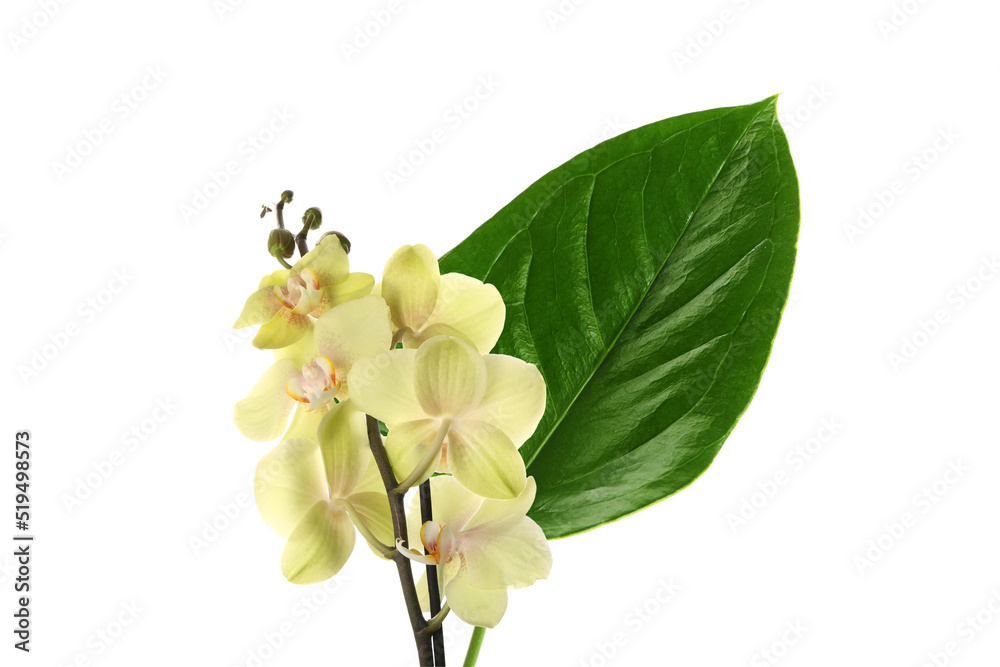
top-left (379, 244), bottom-right (505, 353)
top-left (234, 295), bottom-right (393, 442)
top-left (348, 335), bottom-right (546, 499)
top-left (254, 401), bottom-right (393, 584)
top-left (400, 475), bottom-right (552, 628)
top-left (234, 235), bottom-right (375, 349)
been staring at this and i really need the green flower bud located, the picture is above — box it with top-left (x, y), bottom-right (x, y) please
top-left (303, 207), bottom-right (322, 231)
top-left (268, 228), bottom-right (296, 259)
top-left (280, 190), bottom-right (294, 204)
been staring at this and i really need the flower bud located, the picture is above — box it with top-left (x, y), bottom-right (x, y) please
top-left (268, 228), bottom-right (296, 258)
top-left (280, 190), bottom-right (294, 204)
top-left (303, 207), bottom-right (322, 231)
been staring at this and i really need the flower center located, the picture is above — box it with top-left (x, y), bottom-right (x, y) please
top-left (285, 356), bottom-right (338, 409)
top-left (274, 268), bottom-right (323, 314)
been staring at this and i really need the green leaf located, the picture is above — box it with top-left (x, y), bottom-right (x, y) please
top-left (439, 97), bottom-right (799, 538)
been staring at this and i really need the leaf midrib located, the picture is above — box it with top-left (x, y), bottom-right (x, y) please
top-left (523, 103), bottom-right (772, 470)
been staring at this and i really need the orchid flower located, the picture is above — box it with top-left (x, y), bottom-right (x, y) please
top-left (348, 335), bottom-right (546, 499)
top-left (400, 475), bottom-right (551, 628)
top-left (234, 294), bottom-right (392, 442)
top-left (234, 235), bottom-right (374, 349)
top-left (378, 244), bottom-right (505, 353)
top-left (254, 401), bottom-right (393, 584)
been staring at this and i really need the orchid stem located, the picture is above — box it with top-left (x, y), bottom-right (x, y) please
top-left (420, 480), bottom-right (446, 665)
top-left (463, 627), bottom-right (486, 667)
top-left (365, 415), bottom-right (434, 666)
top-left (295, 222), bottom-right (310, 257)
top-left (273, 254), bottom-right (292, 269)
top-left (275, 198), bottom-right (286, 229)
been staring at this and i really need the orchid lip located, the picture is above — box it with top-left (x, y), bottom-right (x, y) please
top-left (395, 538), bottom-right (438, 566)
top-left (274, 268), bottom-right (324, 314)
top-left (285, 355), bottom-right (338, 409)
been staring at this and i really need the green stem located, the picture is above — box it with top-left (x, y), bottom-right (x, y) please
top-left (463, 627), bottom-right (486, 667)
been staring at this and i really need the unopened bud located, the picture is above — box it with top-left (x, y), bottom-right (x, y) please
top-left (280, 190), bottom-right (294, 204)
top-left (268, 228), bottom-right (296, 258)
top-left (303, 207), bottom-right (322, 231)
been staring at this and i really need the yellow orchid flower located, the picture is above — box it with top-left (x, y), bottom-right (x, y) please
top-left (379, 244), bottom-right (505, 353)
top-left (348, 336), bottom-right (546, 499)
top-left (234, 295), bottom-right (393, 442)
top-left (234, 235), bottom-right (375, 350)
top-left (401, 476), bottom-right (552, 628)
top-left (254, 401), bottom-right (393, 585)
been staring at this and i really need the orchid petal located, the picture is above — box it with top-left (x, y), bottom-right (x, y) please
top-left (448, 420), bottom-right (526, 500)
top-left (254, 438), bottom-right (328, 539)
top-left (414, 336), bottom-right (487, 417)
top-left (281, 501), bottom-right (355, 584)
top-left (234, 286), bottom-right (282, 329)
top-left (234, 359), bottom-right (299, 442)
top-left (316, 401), bottom-right (371, 498)
top-left (465, 354), bottom-right (546, 447)
top-left (293, 235), bottom-right (350, 287)
top-left (314, 295), bottom-right (393, 384)
top-left (422, 273), bottom-right (506, 353)
top-left (382, 244), bottom-right (440, 330)
top-left (348, 350), bottom-right (425, 428)
top-left (253, 308), bottom-right (312, 350)
top-left (385, 419), bottom-right (443, 487)
top-left (444, 566), bottom-right (508, 628)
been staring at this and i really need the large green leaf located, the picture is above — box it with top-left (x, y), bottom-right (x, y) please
top-left (439, 97), bottom-right (799, 538)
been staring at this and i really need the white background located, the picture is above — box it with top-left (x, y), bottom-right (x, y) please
top-left (2, 0), bottom-right (999, 665)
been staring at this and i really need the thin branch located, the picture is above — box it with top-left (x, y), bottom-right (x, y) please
top-left (366, 415), bottom-right (434, 667)
top-left (275, 199), bottom-right (286, 230)
top-left (295, 223), bottom-right (310, 257)
top-left (420, 480), bottom-right (446, 665)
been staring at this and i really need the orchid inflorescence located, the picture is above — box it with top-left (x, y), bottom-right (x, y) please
top-left (233, 192), bottom-right (552, 665)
